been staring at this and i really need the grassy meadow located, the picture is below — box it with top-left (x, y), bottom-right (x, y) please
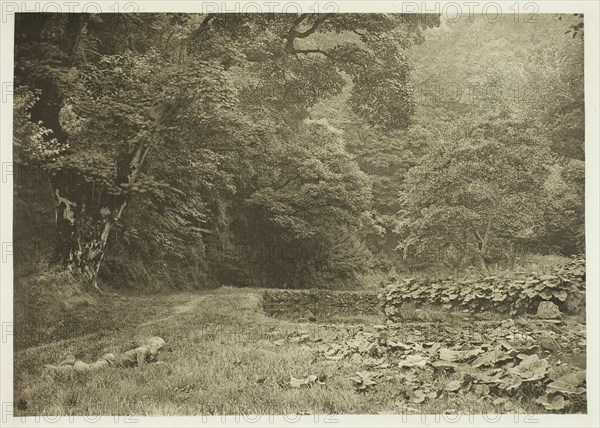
top-left (13, 285), bottom-right (586, 416)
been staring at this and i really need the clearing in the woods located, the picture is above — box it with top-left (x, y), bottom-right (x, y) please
top-left (13, 287), bottom-right (586, 416)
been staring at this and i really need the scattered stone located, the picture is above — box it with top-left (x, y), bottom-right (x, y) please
top-left (537, 301), bottom-right (562, 319)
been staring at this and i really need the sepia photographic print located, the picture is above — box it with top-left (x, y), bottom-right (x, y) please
top-left (0, 1), bottom-right (598, 426)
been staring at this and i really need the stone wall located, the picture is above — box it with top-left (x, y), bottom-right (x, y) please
top-left (262, 289), bottom-right (381, 320)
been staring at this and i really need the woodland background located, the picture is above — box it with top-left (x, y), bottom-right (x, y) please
top-left (13, 13), bottom-right (584, 292)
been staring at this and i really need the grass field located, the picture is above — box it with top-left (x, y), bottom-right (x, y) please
top-left (13, 287), bottom-right (586, 416)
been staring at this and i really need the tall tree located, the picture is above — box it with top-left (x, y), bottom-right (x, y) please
top-left (14, 13), bottom-right (439, 289)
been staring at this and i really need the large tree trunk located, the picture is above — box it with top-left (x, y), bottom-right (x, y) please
top-left (50, 140), bottom-right (151, 291)
top-left (476, 251), bottom-right (489, 273)
top-left (472, 217), bottom-right (493, 274)
top-left (50, 171), bottom-right (123, 291)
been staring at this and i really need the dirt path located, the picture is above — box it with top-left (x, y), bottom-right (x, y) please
top-left (140, 295), bottom-right (206, 327)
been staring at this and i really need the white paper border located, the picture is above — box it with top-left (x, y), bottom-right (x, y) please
top-left (1, 1), bottom-right (598, 427)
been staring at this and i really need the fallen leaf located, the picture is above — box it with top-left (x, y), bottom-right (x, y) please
top-left (411, 389), bottom-right (426, 403)
top-left (471, 347), bottom-right (513, 368)
top-left (439, 347), bottom-right (483, 362)
top-left (350, 371), bottom-right (379, 391)
top-left (499, 374), bottom-right (523, 391)
top-left (289, 377), bottom-right (304, 388)
top-left (546, 370), bottom-right (586, 395)
top-left (363, 357), bottom-right (385, 367)
top-left (508, 354), bottom-right (548, 381)
top-left (553, 290), bottom-right (568, 301)
top-left (398, 355), bottom-right (429, 368)
top-left (536, 394), bottom-right (570, 411)
top-left (426, 342), bottom-right (442, 356)
top-left (473, 384), bottom-right (490, 395)
top-left (349, 353), bottom-right (362, 364)
top-left (445, 380), bottom-right (463, 392)
top-left (290, 375), bottom-right (319, 388)
top-left (325, 354), bottom-right (344, 361)
top-left (387, 340), bottom-right (412, 351)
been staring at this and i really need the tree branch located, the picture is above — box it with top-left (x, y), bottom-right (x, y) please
top-left (291, 14), bottom-right (309, 29)
top-left (469, 220), bottom-right (484, 245)
top-left (480, 217), bottom-right (493, 254)
top-left (469, 216), bottom-right (493, 256)
top-left (286, 14), bottom-right (308, 52)
top-left (176, 14), bottom-right (216, 64)
top-left (273, 176), bottom-right (298, 191)
top-left (295, 14), bottom-right (332, 38)
top-left (69, 16), bottom-right (87, 67)
top-left (286, 14), bottom-right (333, 54)
top-left (186, 14), bottom-right (216, 44)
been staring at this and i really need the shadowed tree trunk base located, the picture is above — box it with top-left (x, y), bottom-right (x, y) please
top-left (477, 252), bottom-right (490, 274)
top-left (50, 172), bottom-right (126, 292)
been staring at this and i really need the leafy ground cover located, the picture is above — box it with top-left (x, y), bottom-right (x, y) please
top-left (309, 316), bottom-right (586, 412)
top-left (382, 256), bottom-right (585, 319)
top-left (14, 287), bottom-right (586, 416)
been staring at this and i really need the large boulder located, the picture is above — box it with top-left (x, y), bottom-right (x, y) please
top-left (536, 301), bottom-right (562, 319)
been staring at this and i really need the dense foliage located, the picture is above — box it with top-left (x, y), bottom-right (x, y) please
top-left (13, 13), bottom-right (584, 289)
top-left (381, 256), bottom-right (586, 318)
top-left (392, 15), bottom-right (584, 272)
